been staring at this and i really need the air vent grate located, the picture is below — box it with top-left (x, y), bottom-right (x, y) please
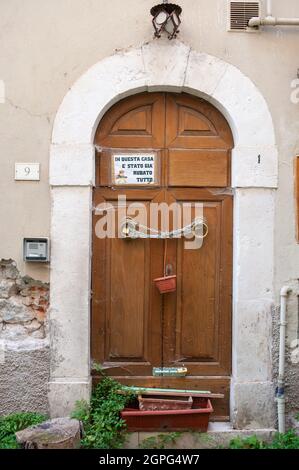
top-left (230, 1), bottom-right (260, 31)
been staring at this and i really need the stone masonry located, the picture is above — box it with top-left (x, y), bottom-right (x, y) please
top-left (0, 259), bottom-right (48, 341)
top-left (0, 259), bottom-right (50, 415)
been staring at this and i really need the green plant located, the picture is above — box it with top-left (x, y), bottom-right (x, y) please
top-left (139, 432), bottom-right (182, 449)
top-left (228, 430), bottom-right (299, 450)
top-left (190, 430), bottom-right (213, 444)
top-left (268, 431), bottom-right (299, 449)
top-left (92, 361), bottom-right (105, 376)
top-left (0, 412), bottom-right (47, 449)
top-left (72, 377), bottom-right (135, 449)
top-left (229, 435), bottom-right (266, 449)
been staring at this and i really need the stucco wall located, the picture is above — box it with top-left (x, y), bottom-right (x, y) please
top-left (0, 0), bottom-right (299, 421)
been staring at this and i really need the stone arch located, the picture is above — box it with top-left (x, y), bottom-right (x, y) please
top-left (49, 40), bottom-right (277, 429)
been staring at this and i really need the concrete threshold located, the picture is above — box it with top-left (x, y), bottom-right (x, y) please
top-left (125, 423), bottom-right (276, 449)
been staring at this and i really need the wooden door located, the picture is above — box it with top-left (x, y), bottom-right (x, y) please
top-left (92, 93), bottom-right (233, 420)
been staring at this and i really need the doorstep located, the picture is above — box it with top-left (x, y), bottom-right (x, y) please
top-left (125, 422), bottom-right (276, 449)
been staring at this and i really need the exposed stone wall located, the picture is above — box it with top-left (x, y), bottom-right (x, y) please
top-left (0, 259), bottom-right (50, 416)
top-left (0, 259), bottom-right (48, 341)
top-left (272, 306), bottom-right (299, 429)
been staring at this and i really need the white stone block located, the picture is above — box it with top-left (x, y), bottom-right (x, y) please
top-left (50, 187), bottom-right (91, 379)
top-left (232, 146), bottom-right (278, 188)
top-left (184, 51), bottom-right (228, 100)
top-left (50, 144), bottom-right (95, 186)
top-left (48, 379), bottom-right (92, 418)
top-left (49, 271), bottom-right (90, 379)
top-left (233, 189), bottom-right (275, 302)
top-left (232, 300), bottom-right (273, 382)
top-left (231, 381), bottom-right (276, 429)
top-left (142, 39), bottom-right (190, 92)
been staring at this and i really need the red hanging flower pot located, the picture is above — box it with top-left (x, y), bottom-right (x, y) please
top-left (154, 239), bottom-right (176, 294)
top-left (154, 275), bottom-right (177, 294)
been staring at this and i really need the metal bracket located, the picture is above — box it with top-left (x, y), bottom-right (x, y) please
top-left (153, 367), bottom-right (188, 377)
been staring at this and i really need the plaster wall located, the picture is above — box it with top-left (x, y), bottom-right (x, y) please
top-left (0, 0), bottom-right (299, 424)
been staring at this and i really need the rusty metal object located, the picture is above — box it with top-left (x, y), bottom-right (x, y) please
top-left (150, 2), bottom-right (182, 40)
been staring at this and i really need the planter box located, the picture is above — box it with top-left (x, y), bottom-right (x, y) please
top-left (121, 398), bottom-right (213, 432)
top-left (138, 394), bottom-right (193, 411)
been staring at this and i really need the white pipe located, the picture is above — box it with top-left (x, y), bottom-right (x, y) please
top-left (276, 286), bottom-right (291, 434)
top-left (267, 0), bottom-right (272, 17)
top-left (249, 1), bottom-right (299, 28)
top-left (249, 17), bottom-right (299, 27)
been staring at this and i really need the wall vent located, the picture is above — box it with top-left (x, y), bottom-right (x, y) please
top-left (229, 1), bottom-right (260, 31)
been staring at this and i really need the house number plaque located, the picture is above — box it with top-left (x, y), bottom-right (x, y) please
top-left (111, 152), bottom-right (158, 186)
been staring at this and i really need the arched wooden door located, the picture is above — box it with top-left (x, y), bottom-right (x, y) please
top-left (92, 93), bottom-right (233, 420)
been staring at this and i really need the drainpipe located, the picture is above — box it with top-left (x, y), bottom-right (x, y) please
top-left (276, 286), bottom-right (292, 434)
top-left (249, 0), bottom-right (299, 28)
top-left (266, 0), bottom-right (272, 17)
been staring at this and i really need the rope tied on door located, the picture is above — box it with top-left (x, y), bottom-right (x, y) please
top-left (120, 217), bottom-right (209, 240)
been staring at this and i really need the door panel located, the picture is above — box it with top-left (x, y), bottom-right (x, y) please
top-left (109, 236), bottom-right (148, 360)
top-left (168, 150), bottom-right (230, 187)
top-left (162, 191), bottom-right (232, 378)
top-left (95, 92), bottom-right (165, 148)
top-left (165, 94), bottom-right (233, 149)
top-left (92, 190), bottom-right (165, 379)
top-left (178, 203), bottom-right (220, 362)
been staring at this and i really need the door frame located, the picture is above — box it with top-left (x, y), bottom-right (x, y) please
top-left (49, 40), bottom-right (278, 429)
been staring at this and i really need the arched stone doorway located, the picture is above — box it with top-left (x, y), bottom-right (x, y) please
top-left (49, 40), bottom-right (277, 429)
